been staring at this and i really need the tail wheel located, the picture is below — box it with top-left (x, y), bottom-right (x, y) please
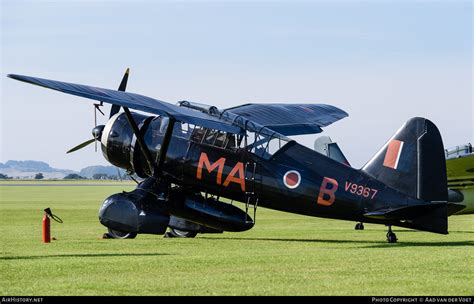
top-left (107, 228), bottom-right (137, 239)
top-left (386, 232), bottom-right (398, 243)
top-left (167, 228), bottom-right (197, 238)
top-left (386, 226), bottom-right (398, 243)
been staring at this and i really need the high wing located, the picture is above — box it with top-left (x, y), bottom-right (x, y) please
top-left (7, 74), bottom-right (243, 134)
top-left (224, 103), bottom-right (348, 136)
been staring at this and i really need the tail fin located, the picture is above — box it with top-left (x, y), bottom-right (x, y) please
top-left (362, 117), bottom-right (448, 202)
top-left (314, 136), bottom-right (351, 166)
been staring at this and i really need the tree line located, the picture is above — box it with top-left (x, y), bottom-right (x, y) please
top-left (0, 173), bottom-right (128, 180)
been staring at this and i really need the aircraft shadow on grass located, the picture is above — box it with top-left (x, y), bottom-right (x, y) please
top-left (201, 237), bottom-right (474, 248)
top-left (361, 241), bottom-right (473, 249)
top-left (0, 252), bottom-right (170, 261)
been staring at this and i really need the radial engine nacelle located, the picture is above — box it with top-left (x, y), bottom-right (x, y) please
top-left (101, 112), bottom-right (168, 177)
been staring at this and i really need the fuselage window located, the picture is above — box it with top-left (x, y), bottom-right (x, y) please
top-left (190, 126), bottom-right (206, 142)
top-left (144, 116), bottom-right (168, 151)
top-left (174, 122), bottom-right (195, 139)
top-left (203, 129), bottom-right (218, 145)
top-left (190, 127), bottom-right (241, 151)
top-left (245, 131), bottom-right (290, 160)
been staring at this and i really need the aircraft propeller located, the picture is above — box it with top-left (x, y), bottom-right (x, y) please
top-left (66, 125), bottom-right (105, 154)
top-left (110, 68), bottom-right (129, 118)
top-left (66, 68), bottom-right (130, 154)
top-left (93, 103), bottom-right (105, 152)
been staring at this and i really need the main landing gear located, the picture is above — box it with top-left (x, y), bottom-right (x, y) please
top-left (164, 228), bottom-right (198, 238)
top-left (354, 222), bottom-right (364, 230)
top-left (104, 228), bottom-right (137, 239)
top-left (386, 226), bottom-right (397, 243)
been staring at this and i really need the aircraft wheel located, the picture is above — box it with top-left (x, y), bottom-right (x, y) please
top-left (107, 228), bottom-right (137, 239)
top-left (386, 231), bottom-right (397, 243)
top-left (355, 222), bottom-right (364, 230)
top-left (165, 228), bottom-right (197, 238)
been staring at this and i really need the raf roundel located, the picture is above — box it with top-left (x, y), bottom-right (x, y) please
top-left (283, 170), bottom-right (301, 189)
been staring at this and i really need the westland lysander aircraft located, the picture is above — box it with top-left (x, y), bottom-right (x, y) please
top-left (7, 69), bottom-right (466, 243)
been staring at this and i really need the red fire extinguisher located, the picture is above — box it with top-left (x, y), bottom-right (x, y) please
top-left (42, 211), bottom-right (50, 243)
top-left (42, 208), bottom-right (63, 243)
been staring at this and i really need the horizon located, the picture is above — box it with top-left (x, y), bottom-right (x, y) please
top-left (0, 159), bottom-right (128, 180)
top-left (3, 140), bottom-right (474, 172)
top-left (0, 159), bottom-right (117, 171)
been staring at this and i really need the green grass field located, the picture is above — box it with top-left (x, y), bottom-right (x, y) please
top-left (1, 181), bottom-right (472, 296)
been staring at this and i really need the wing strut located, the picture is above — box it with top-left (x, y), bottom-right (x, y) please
top-left (155, 117), bottom-right (176, 176)
top-left (123, 107), bottom-right (155, 176)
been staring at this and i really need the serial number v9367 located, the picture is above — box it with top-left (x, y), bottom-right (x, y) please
top-left (344, 182), bottom-right (378, 199)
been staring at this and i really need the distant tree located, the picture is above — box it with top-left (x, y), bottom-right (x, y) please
top-left (34, 173), bottom-right (44, 180)
top-left (64, 173), bottom-right (86, 180)
top-left (92, 173), bottom-right (108, 180)
top-left (0, 173), bottom-right (9, 179)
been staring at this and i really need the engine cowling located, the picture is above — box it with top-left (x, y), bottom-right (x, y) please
top-left (100, 112), bottom-right (170, 177)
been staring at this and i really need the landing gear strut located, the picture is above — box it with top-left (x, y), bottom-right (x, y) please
top-left (355, 222), bottom-right (364, 230)
top-left (386, 226), bottom-right (397, 243)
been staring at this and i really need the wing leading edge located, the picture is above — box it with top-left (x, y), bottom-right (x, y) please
top-left (7, 74), bottom-right (243, 134)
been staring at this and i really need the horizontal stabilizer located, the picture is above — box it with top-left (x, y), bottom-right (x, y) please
top-left (364, 203), bottom-right (446, 220)
top-left (365, 203), bottom-right (448, 234)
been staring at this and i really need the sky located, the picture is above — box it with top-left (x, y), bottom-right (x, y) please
top-left (1, 0), bottom-right (472, 171)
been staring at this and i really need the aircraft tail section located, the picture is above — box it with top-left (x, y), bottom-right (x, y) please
top-left (362, 117), bottom-right (448, 202)
top-left (364, 203), bottom-right (449, 234)
top-left (362, 118), bottom-right (449, 234)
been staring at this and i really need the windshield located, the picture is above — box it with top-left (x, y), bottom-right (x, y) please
top-left (187, 110), bottom-right (294, 159)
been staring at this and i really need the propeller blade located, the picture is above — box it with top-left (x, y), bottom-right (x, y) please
top-left (93, 104), bottom-right (103, 153)
top-left (117, 168), bottom-right (123, 182)
top-left (110, 68), bottom-right (129, 118)
top-left (66, 138), bottom-right (95, 154)
top-left (93, 105), bottom-right (97, 152)
top-left (94, 104), bottom-right (105, 116)
top-left (110, 104), bottom-right (121, 118)
top-left (118, 68), bottom-right (129, 91)
top-left (94, 104), bottom-right (97, 128)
